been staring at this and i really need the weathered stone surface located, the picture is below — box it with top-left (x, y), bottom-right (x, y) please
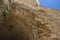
top-left (0, 0), bottom-right (60, 40)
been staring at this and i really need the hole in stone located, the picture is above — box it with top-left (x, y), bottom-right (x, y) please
top-left (9, 25), bottom-right (13, 29)
top-left (21, 32), bottom-right (23, 34)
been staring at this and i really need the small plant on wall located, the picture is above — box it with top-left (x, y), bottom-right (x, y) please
top-left (2, 9), bottom-right (9, 19)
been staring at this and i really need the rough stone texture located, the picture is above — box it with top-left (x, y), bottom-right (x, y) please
top-left (13, 0), bottom-right (60, 40)
top-left (0, 0), bottom-right (60, 40)
top-left (10, 2), bottom-right (60, 40)
top-left (10, 3), bottom-right (51, 40)
top-left (14, 0), bottom-right (60, 39)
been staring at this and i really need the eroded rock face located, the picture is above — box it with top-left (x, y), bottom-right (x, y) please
top-left (9, 3), bottom-right (52, 40)
top-left (10, 3), bottom-right (60, 40)
top-left (0, 2), bottom-right (33, 40)
top-left (0, 2), bottom-right (51, 40)
top-left (0, 0), bottom-right (60, 40)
